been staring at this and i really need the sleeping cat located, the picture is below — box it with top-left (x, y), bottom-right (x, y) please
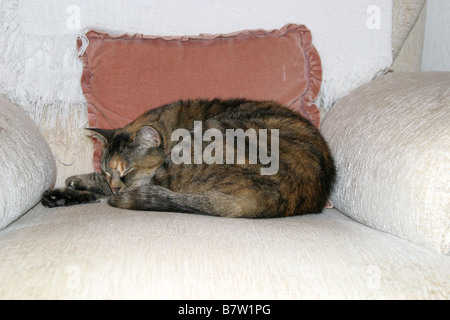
top-left (41, 99), bottom-right (336, 218)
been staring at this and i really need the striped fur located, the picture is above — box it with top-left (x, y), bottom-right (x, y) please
top-left (42, 99), bottom-right (335, 218)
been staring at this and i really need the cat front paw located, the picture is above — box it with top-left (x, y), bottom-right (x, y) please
top-left (65, 173), bottom-right (112, 196)
top-left (108, 191), bottom-right (133, 209)
top-left (41, 189), bottom-right (69, 207)
top-left (65, 176), bottom-right (88, 191)
top-left (41, 188), bottom-right (99, 208)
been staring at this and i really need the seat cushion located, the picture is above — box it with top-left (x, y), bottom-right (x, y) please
top-left (0, 204), bottom-right (448, 299)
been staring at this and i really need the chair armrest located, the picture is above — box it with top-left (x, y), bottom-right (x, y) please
top-left (0, 96), bottom-right (56, 230)
top-left (321, 72), bottom-right (450, 254)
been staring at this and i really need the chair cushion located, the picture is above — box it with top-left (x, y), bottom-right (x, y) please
top-left (0, 204), bottom-right (448, 299)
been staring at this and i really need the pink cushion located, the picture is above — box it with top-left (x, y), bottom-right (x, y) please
top-left (78, 24), bottom-right (322, 170)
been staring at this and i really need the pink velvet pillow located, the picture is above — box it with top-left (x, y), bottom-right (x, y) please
top-left (78, 24), bottom-right (322, 170)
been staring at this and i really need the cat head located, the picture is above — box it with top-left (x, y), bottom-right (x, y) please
top-left (88, 126), bottom-right (165, 194)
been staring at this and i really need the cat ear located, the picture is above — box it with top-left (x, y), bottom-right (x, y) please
top-left (86, 128), bottom-right (116, 145)
top-left (133, 126), bottom-right (161, 148)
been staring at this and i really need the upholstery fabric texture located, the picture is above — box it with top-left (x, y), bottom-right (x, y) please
top-left (0, 204), bottom-right (448, 299)
top-left (0, 96), bottom-right (56, 230)
top-left (321, 72), bottom-right (450, 255)
top-left (78, 24), bottom-right (322, 170)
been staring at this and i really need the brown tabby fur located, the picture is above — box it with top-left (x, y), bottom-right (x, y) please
top-left (41, 99), bottom-right (335, 218)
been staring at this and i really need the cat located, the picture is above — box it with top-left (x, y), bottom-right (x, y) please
top-left (41, 98), bottom-right (336, 218)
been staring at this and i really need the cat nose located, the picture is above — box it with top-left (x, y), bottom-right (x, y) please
top-left (111, 187), bottom-right (121, 194)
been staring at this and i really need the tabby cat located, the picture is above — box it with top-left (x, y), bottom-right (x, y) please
top-left (41, 99), bottom-right (335, 218)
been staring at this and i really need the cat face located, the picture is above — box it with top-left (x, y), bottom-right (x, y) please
top-left (88, 126), bottom-right (164, 194)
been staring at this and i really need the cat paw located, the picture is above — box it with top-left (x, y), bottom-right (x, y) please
top-left (41, 188), bottom-right (99, 208)
top-left (108, 191), bottom-right (132, 209)
top-left (65, 176), bottom-right (88, 191)
top-left (41, 189), bottom-right (70, 207)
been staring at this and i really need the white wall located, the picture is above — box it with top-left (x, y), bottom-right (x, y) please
top-left (422, 0), bottom-right (450, 71)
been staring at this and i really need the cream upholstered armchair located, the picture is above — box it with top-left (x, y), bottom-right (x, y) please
top-left (0, 0), bottom-right (448, 299)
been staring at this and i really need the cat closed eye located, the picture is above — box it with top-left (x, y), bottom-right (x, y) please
top-left (123, 167), bottom-right (135, 176)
